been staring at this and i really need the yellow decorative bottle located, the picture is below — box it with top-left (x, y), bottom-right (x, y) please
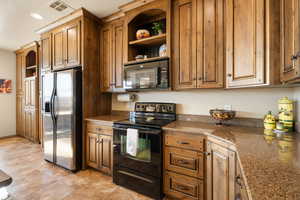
top-left (278, 97), bottom-right (294, 132)
top-left (264, 111), bottom-right (276, 130)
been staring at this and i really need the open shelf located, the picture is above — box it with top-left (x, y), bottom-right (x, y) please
top-left (129, 34), bottom-right (166, 46)
top-left (125, 56), bottom-right (169, 65)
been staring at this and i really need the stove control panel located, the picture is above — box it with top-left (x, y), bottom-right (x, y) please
top-left (135, 102), bottom-right (176, 114)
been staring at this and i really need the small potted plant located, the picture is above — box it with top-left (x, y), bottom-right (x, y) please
top-left (152, 22), bottom-right (164, 35)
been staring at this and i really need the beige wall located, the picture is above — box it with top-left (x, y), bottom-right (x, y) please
top-left (0, 49), bottom-right (16, 137)
top-left (112, 88), bottom-right (296, 119)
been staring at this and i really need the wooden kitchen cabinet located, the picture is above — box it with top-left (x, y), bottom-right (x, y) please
top-left (40, 33), bottom-right (52, 72)
top-left (86, 122), bottom-right (113, 175)
top-left (100, 19), bottom-right (125, 92)
top-left (16, 95), bottom-right (25, 137)
top-left (280, 0), bottom-right (300, 83)
top-left (206, 141), bottom-right (236, 200)
top-left (52, 20), bottom-right (81, 71)
top-left (226, 0), bottom-right (280, 88)
top-left (16, 52), bottom-right (24, 94)
top-left (100, 24), bottom-right (113, 92)
top-left (173, 0), bottom-right (197, 89)
top-left (173, 0), bottom-right (224, 89)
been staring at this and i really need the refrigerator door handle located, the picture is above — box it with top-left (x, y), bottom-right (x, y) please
top-left (52, 88), bottom-right (57, 122)
top-left (50, 87), bottom-right (55, 123)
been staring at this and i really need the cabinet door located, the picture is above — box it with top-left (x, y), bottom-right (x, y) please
top-left (99, 135), bottom-right (113, 175)
top-left (16, 95), bottom-right (24, 136)
top-left (24, 110), bottom-right (32, 140)
top-left (31, 110), bottom-right (38, 143)
top-left (64, 21), bottom-right (81, 68)
top-left (226, 0), bottom-right (265, 87)
top-left (87, 132), bottom-right (99, 169)
top-left (16, 53), bottom-right (24, 94)
top-left (197, 0), bottom-right (224, 88)
top-left (52, 27), bottom-right (65, 71)
top-left (100, 25), bottom-right (113, 92)
top-left (24, 79), bottom-right (31, 107)
top-left (206, 141), bottom-right (236, 200)
top-left (30, 78), bottom-right (36, 107)
top-left (41, 33), bottom-right (52, 72)
top-left (113, 22), bottom-right (124, 89)
top-left (173, 0), bottom-right (197, 89)
top-left (281, 0), bottom-right (300, 82)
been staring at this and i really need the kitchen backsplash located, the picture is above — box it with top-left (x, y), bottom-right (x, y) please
top-left (112, 87), bottom-right (299, 119)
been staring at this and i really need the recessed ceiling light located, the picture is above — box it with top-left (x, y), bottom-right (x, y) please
top-left (30, 13), bottom-right (43, 20)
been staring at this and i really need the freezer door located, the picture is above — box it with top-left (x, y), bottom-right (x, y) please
top-left (54, 70), bottom-right (76, 170)
top-left (41, 73), bottom-right (55, 162)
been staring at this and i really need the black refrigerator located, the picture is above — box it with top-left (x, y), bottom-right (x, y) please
top-left (41, 67), bottom-right (82, 171)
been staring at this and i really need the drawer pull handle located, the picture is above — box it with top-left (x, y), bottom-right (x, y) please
top-left (177, 160), bottom-right (189, 165)
top-left (96, 128), bottom-right (102, 131)
top-left (176, 184), bottom-right (189, 191)
top-left (178, 141), bottom-right (190, 145)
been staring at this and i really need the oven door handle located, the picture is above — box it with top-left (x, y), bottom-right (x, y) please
top-left (113, 127), bottom-right (161, 135)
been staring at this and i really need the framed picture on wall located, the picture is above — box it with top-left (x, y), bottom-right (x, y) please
top-left (0, 79), bottom-right (12, 93)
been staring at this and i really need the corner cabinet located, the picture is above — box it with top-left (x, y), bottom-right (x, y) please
top-left (52, 20), bottom-right (81, 71)
top-left (100, 19), bottom-right (125, 92)
top-left (206, 141), bottom-right (236, 200)
top-left (280, 0), bottom-right (300, 83)
top-left (86, 121), bottom-right (113, 175)
top-left (226, 0), bottom-right (280, 88)
top-left (173, 0), bottom-right (224, 90)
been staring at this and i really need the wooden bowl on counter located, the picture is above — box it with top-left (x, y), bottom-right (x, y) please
top-left (209, 109), bottom-right (236, 125)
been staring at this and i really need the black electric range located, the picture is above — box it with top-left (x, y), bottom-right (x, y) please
top-left (113, 102), bottom-right (176, 200)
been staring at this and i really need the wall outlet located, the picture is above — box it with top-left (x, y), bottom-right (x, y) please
top-left (224, 105), bottom-right (232, 111)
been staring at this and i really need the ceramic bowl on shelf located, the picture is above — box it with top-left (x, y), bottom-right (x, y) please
top-left (159, 44), bottom-right (167, 57)
top-left (136, 29), bottom-right (150, 40)
top-left (209, 109), bottom-right (236, 125)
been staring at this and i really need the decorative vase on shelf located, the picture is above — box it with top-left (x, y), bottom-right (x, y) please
top-left (136, 29), bottom-right (150, 40)
top-left (159, 44), bottom-right (167, 57)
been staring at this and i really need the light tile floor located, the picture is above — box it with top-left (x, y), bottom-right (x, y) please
top-left (0, 137), bottom-right (153, 200)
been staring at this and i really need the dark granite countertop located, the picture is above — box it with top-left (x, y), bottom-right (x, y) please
top-left (163, 121), bottom-right (300, 200)
top-left (85, 115), bottom-right (127, 126)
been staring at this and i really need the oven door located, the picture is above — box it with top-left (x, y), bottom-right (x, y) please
top-left (113, 125), bottom-right (162, 178)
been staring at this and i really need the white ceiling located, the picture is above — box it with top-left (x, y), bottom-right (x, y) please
top-left (0, 0), bottom-right (131, 51)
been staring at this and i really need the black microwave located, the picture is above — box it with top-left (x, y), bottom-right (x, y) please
top-left (124, 57), bottom-right (169, 91)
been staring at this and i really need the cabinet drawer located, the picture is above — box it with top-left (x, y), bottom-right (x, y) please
top-left (87, 123), bottom-right (112, 135)
top-left (165, 132), bottom-right (204, 151)
top-left (165, 147), bottom-right (204, 178)
top-left (164, 171), bottom-right (204, 200)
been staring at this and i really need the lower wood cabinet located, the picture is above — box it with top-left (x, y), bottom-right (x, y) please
top-left (86, 122), bottom-right (113, 175)
top-left (206, 141), bottom-right (236, 200)
top-left (164, 171), bottom-right (204, 200)
top-left (16, 95), bottom-right (25, 136)
top-left (24, 108), bottom-right (38, 143)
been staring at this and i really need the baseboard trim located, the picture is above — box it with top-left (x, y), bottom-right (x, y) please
top-left (0, 135), bottom-right (18, 140)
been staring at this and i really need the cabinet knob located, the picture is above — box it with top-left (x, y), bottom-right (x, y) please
top-left (227, 74), bottom-right (232, 77)
top-left (204, 152), bottom-right (211, 156)
top-left (198, 77), bottom-right (203, 81)
top-left (236, 175), bottom-right (243, 188)
top-left (96, 128), bottom-right (102, 131)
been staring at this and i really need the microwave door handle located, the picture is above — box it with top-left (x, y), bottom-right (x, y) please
top-left (155, 67), bottom-right (160, 88)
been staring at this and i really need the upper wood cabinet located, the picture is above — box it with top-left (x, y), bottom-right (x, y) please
top-left (280, 0), bottom-right (300, 83)
top-left (226, 0), bottom-right (280, 88)
top-left (206, 141), bottom-right (236, 200)
top-left (40, 33), bottom-right (52, 72)
top-left (173, 0), bottom-right (224, 90)
top-left (16, 52), bottom-right (25, 94)
top-left (100, 19), bottom-right (125, 92)
top-left (100, 24), bottom-right (113, 92)
top-left (197, 0), bottom-right (224, 88)
top-left (173, 0), bottom-right (197, 90)
top-left (52, 20), bottom-right (81, 71)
